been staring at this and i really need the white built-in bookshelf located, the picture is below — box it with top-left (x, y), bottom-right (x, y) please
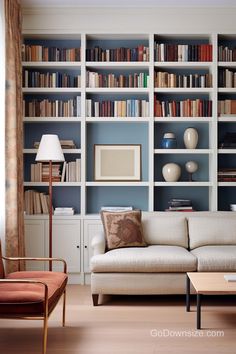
top-left (22, 32), bottom-right (236, 216)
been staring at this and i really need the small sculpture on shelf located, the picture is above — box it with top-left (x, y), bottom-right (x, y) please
top-left (185, 160), bottom-right (198, 181)
top-left (183, 127), bottom-right (198, 149)
top-left (162, 163), bottom-right (181, 182)
top-left (161, 132), bottom-right (177, 149)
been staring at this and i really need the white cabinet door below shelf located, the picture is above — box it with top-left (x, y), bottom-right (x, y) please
top-left (45, 219), bottom-right (81, 273)
top-left (83, 219), bottom-right (103, 273)
top-left (24, 219), bottom-right (46, 271)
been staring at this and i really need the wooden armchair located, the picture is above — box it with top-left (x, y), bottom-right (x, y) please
top-left (0, 242), bottom-right (68, 354)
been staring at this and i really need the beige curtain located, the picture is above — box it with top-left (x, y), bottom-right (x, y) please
top-left (5, 0), bottom-right (25, 272)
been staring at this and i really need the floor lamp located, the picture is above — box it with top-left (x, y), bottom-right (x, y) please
top-left (36, 134), bottom-right (65, 271)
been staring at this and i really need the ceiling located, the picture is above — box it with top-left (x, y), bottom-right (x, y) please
top-left (20, 0), bottom-right (236, 8)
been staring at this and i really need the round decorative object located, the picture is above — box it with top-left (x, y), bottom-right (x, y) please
top-left (183, 127), bottom-right (198, 149)
top-left (162, 163), bottom-right (181, 182)
top-left (185, 160), bottom-right (198, 181)
top-left (161, 132), bottom-right (177, 149)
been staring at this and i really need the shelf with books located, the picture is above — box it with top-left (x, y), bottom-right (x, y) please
top-left (22, 88), bottom-right (82, 93)
top-left (154, 117), bottom-right (212, 122)
top-left (23, 117), bottom-right (82, 122)
top-left (86, 88), bottom-right (149, 93)
top-left (24, 182), bottom-right (82, 187)
top-left (154, 88), bottom-right (213, 93)
top-left (154, 185), bottom-right (210, 211)
top-left (154, 62), bottom-right (212, 68)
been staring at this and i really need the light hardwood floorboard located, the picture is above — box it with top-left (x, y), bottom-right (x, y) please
top-left (0, 285), bottom-right (235, 354)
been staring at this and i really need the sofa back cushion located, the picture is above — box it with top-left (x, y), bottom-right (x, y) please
top-left (142, 216), bottom-right (188, 248)
top-left (188, 216), bottom-right (236, 250)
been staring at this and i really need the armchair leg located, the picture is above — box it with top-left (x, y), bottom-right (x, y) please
top-left (92, 294), bottom-right (99, 306)
top-left (43, 314), bottom-right (48, 354)
top-left (62, 289), bottom-right (66, 327)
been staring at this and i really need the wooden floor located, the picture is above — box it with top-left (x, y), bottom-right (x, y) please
top-left (0, 285), bottom-right (236, 354)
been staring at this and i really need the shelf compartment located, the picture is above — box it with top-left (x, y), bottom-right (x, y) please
top-left (154, 122), bottom-right (209, 149)
top-left (86, 122), bottom-right (149, 182)
top-left (24, 122), bottom-right (81, 149)
top-left (24, 185), bottom-right (81, 214)
top-left (154, 186), bottom-right (210, 211)
top-left (154, 154), bottom-right (209, 182)
top-left (218, 186), bottom-right (236, 211)
top-left (86, 186), bottom-right (149, 214)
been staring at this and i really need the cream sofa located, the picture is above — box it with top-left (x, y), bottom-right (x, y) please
top-left (90, 212), bottom-right (236, 305)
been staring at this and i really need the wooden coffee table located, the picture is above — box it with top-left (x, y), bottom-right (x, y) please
top-left (186, 272), bottom-right (236, 329)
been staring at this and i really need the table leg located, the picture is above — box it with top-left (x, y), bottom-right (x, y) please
top-left (186, 274), bottom-right (190, 312)
top-left (197, 294), bottom-right (201, 330)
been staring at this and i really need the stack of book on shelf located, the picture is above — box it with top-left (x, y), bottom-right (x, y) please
top-left (86, 99), bottom-right (149, 117)
top-left (23, 70), bottom-right (81, 88)
top-left (54, 207), bottom-right (75, 216)
top-left (23, 96), bottom-right (81, 117)
top-left (154, 43), bottom-right (212, 62)
top-left (30, 163), bottom-right (61, 182)
top-left (22, 44), bottom-right (81, 62)
top-left (166, 199), bottom-right (193, 212)
top-left (100, 206), bottom-right (133, 212)
top-left (86, 45), bottom-right (149, 62)
top-left (154, 71), bottom-right (212, 88)
top-left (24, 190), bottom-right (51, 214)
top-left (34, 140), bottom-right (77, 149)
top-left (86, 71), bottom-right (149, 88)
top-left (218, 69), bottom-right (236, 88)
top-left (154, 98), bottom-right (212, 117)
top-left (218, 100), bottom-right (236, 116)
top-left (62, 159), bottom-right (81, 182)
top-left (218, 45), bottom-right (236, 62)
top-left (218, 168), bottom-right (236, 182)
top-left (30, 159), bottom-right (81, 182)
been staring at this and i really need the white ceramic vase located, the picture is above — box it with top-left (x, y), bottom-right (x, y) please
top-left (183, 127), bottom-right (198, 149)
top-left (162, 163), bottom-right (181, 182)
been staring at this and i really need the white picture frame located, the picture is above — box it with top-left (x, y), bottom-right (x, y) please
top-left (94, 144), bottom-right (142, 181)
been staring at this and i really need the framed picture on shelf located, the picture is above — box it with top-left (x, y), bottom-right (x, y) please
top-left (94, 144), bottom-right (141, 181)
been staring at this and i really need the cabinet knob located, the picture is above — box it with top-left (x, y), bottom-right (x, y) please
top-left (84, 245), bottom-right (87, 248)
top-left (76, 245), bottom-right (80, 248)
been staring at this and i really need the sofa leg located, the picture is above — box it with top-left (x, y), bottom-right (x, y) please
top-left (92, 294), bottom-right (99, 306)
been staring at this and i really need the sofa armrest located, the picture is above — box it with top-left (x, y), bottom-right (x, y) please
top-left (91, 232), bottom-right (106, 256)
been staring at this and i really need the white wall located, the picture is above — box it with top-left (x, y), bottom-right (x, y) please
top-left (22, 6), bottom-right (236, 33)
top-left (0, 0), bottom-right (5, 251)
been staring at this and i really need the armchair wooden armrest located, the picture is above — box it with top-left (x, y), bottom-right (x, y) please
top-left (2, 256), bottom-right (67, 273)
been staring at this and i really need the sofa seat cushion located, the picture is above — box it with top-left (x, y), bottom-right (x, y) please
top-left (91, 245), bottom-right (197, 273)
top-left (0, 271), bottom-right (68, 316)
top-left (191, 246), bottom-right (236, 271)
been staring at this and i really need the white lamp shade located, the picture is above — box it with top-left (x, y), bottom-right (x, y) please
top-left (35, 134), bottom-right (65, 162)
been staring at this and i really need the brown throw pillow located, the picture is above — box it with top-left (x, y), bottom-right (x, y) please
top-left (101, 210), bottom-right (146, 250)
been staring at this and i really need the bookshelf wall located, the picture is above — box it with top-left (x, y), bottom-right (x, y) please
top-left (22, 32), bottom-right (236, 215)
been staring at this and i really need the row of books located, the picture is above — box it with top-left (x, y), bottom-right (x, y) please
top-left (22, 44), bottom-right (81, 62)
top-left (165, 198), bottom-right (193, 212)
top-left (86, 71), bottom-right (149, 88)
top-left (218, 100), bottom-right (236, 116)
top-left (33, 140), bottom-right (77, 149)
top-left (24, 190), bottom-right (51, 215)
top-left (154, 43), bottom-right (212, 62)
top-left (23, 70), bottom-right (81, 88)
top-left (30, 159), bottom-right (81, 182)
top-left (154, 72), bottom-right (212, 88)
top-left (23, 96), bottom-right (81, 117)
top-left (86, 46), bottom-right (149, 62)
top-left (218, 46), bottom-right (236, 62)
top-left (86, 99), bottom-right (149, 117)
top-left (154, 98), bottom-right (212, 117)
top-left (218, 69), bottom-right (236, 88)
top-left (218, 168), bottom-right (236, 182)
